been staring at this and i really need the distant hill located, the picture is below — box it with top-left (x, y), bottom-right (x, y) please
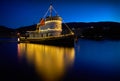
top-left (0, 26), bottom-right (14, 31)
top-left (15, 22), bottom-right (120, 31)
top-left (16, 24), bottom-right (37, 34)
top-left (1, 22), bottom-right (120, 39)
top-left (63, 22), bottom-right (120, 28)
top-left (0, 26), bottom-right (15, 37)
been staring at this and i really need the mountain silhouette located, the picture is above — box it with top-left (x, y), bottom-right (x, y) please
top-left (0, 22), bottom-right (120, 40)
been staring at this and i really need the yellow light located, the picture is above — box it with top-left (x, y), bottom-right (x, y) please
top-left (18, 43), bottom-right (75, 81)
top-left (17, 38), bottom-right (20, 42)
top-left (45, 20), bottom-right (62, 24)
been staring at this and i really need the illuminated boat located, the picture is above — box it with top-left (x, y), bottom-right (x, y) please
top-left (18, 4), bottom-right (75, 46)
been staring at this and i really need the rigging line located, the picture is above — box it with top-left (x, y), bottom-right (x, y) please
top-left (42, 5), bottom-right (56, 19)
top-left (52, 6), bottom-right (58, 15)
top-left (51, 5), bottom-right (73, 34)
top-left (62, 20), bottom-right (74, 34)
top-left (50, 0), bottom-right (58, 15)
top-left (43, 6), bottom-right (51, 19)
top-left (42, 4), bottom-right (58, 19)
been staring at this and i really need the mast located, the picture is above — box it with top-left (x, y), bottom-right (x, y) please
top-left (50, 4), bottom-right (52, 17)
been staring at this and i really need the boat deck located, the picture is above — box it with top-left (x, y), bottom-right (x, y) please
top-left (18, 34), bottom-right (75, 47)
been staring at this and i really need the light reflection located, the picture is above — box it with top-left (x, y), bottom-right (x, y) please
top-left (17, 43), bottom-right (75, 81)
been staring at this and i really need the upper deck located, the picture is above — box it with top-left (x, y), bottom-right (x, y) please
top-left (45, 16), bottom-right (62, 21)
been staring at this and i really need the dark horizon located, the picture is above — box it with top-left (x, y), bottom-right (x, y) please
top-left (1, 21), bottom-right (120, 29)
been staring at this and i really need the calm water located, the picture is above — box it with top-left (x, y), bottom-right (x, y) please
top-left (0, 38), bottom-right (120, 81)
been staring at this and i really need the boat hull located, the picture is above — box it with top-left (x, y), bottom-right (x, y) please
top-left (18, 34), bottom-right (75, 47)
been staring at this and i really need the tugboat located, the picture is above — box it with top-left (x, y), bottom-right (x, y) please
top-left (18, 4), bottom-right (75, 47)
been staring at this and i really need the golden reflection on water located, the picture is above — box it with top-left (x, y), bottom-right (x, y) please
top-left (17, 43), bottom-right (75, 81)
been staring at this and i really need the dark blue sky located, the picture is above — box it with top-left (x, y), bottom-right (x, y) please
top-left (0, 0), bottom-right (120, 28)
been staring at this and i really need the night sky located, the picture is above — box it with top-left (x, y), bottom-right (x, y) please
top-left (0, 0), bottom-right (120, 28)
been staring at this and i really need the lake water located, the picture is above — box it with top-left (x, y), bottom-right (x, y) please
top-left (0, 38), bottom-right (120, 81)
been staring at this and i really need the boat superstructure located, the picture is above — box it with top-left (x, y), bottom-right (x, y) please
top-left (18, 4), bottom-right (75, 46)
top-left (27, 4), bottom-right (63, 38)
